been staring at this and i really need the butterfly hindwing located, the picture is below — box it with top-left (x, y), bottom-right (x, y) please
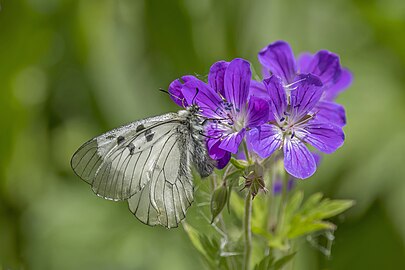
top-left (128, 130), bottom-right (194, 228)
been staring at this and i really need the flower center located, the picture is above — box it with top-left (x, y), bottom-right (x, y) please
top-left (277, 112), bottom-right (314, 139)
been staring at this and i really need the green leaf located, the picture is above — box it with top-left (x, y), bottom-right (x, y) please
top-left (211, 185), bottom-right (228, 222)
top-left (301, 192), bottom-right (323, 214)
top-left (183, 223), bottom-right (212, 263)
top-left (254, 253), bottom-right (275, 270)
top-left (273, 252), bottom-right (296, 270)
top-left (287, 221), bottom-right (335, 239)
top-left (254, 252), bottom-right (296, 270)
top-left (313, 199), bottom-right (355, 220)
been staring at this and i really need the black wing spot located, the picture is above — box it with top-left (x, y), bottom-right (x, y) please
top-left (128, 143), bottom-right (135, 155)
top-left (145, 130), bottom-right (155, 142)
top-left (117, 136), bottom-right (125, 144)
top-left (136, 124), bottom-right (145, 132)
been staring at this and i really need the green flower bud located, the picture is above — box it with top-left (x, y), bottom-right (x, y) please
top-left (210, 185), bottom-right (228, 223)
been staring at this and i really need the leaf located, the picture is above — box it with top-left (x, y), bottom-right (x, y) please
top-left (183, 223), bottom-right (213, 264)
top-left (273, 252), bottom-right (296, 270)
top-left (287, 221), bottom-right (335, 239)
top-left (301, 192), bottom-right (323, 214)
top-left (285, 191), bottom-right (304, 218)
top-left (254, 253), bottom-right (275, 270)
top-left (314, 199), bottom-right (355, 220)
top-left (254, 252), bottom-right (296, 270)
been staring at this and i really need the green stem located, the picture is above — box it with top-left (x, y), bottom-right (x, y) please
top-left (242, 141), bottom-right (251, 164)
top-left (243, 190), bottom-right (253, 270)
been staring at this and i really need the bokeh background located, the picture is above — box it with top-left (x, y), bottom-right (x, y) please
top-left (1, 0), bottom-right (405, 269)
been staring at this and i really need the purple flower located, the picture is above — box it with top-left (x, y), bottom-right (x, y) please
top-left (247, 74), bottom-right (345, 179)
top-left (272, 177), bottom-right (294, 195)
top-left (169, 58), bottom-right (269, 168)
top-left (256, 41), bottom-right (352, 127)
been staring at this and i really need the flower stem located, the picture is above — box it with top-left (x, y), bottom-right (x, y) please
top-left (243, 189), bottom-right (253, 270)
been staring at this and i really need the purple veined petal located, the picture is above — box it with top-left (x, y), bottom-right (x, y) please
top-left (168, 75), bottom-right (197, 107)
top-left (313, 101), bottom-right (346, 127)
top-left (208, 61), bottom-right (229, 97)
top-left (302, 50), bottom-right (342, 88)
top-left (246, 96), bottom-right (270, 128)
top-left (298, 120), bottom-right (345, 154)
top-left (297, 52), bottom-right (313, 73)
top-left (323, 68), bottom-right (353, 101)
top-left (218, 129), bottom-right (246, 154)
top-left (181, 78), bottom-right (223, 118)
top-left (258, 41), bottom-right (297, 84)
top-left (224, 58), bottom-right (252, 111)
top-left (247, 124), bottom-right (282, 158)
top-left (217, 151), bottom-right (231, 169)
top-left (290, 74), bottom-right (323, 121)
top-left (207, 138), bottom-right (227, 160)
top-left (283, 137), bottom-right (316, 179)
top-left (249, 80), bottom-right (268, 100)
top-left (263, 75), bottom-right (287, 122)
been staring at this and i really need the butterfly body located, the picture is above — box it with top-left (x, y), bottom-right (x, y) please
top-left (71, 105), bottom-right (215, 228)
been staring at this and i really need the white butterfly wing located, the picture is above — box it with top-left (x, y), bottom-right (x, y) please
top-left (71, 113), bottom-right (183, 201)
top-left (128, 130), bottom-right (194, 228)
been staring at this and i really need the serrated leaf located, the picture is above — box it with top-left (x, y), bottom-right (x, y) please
top-left (287, 220), bottom-right (335, 239)
top-left (285, 191), bottom-right (304, 216)
top-left (305, 199), bottom-right (355, 220)
top-left (301, 192), bottom-right (323, 214)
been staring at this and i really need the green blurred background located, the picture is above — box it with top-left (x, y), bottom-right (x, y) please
top-left (1, 0), bottom-right (405, 269)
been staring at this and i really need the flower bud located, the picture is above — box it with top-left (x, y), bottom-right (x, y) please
top-left (210, 185), bottom-right (228, 223)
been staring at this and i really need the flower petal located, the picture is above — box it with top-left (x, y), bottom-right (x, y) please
top-left (247, 124), bottom-right (282, 158)
top-left (300, 50), bottom-right (342, 88)
top-left (297, 52), bottom-right (313, 73)
top-left (181, 79), bottom-right (223, 118)
top-left (323, 68), bottom-right (352, 101)
top-left (298, 120), bottom-right (345, 154)
top-left (218, 129), bottom-right (246, 154)
top-left (283, 137), bottom-right (316, 179)
top-left (208, 61), bottom-right (229, 97)
top-left (313, 101), bottom-right (346, 127)
top-left (217, 152), bottom-right (231, 169)
top-left (207, 138), bottom-right (227, 160)
top-left (290, 74), bottom-right (323, 121)
top-left (249, 80), bottom-right (268, 100)
top-left (258, 41), bottom-right (297, 83)
top-left (263, 75), bottom-right (287, 122)
top-left (246, 96), bottom-right (270, 127)
top-left (224, 58), bottom-right (252, 111)
top-left (168, 75), bottom-right (196, 107)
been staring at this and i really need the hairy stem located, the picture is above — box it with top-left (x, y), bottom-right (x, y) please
top-left (243, 190), bottom-right (253, 270)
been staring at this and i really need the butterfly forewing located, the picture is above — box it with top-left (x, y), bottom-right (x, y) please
top-left (71, 113), bottom-right (181, 201)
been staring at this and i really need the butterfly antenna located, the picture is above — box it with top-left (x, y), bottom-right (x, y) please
top-left (159, 88), bottom-right (187, 108)
top-left (192, 88), bottom-right (200, 105)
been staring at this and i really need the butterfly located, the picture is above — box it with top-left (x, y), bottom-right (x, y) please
top-left (71, 104), bottom-right (215, 228)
